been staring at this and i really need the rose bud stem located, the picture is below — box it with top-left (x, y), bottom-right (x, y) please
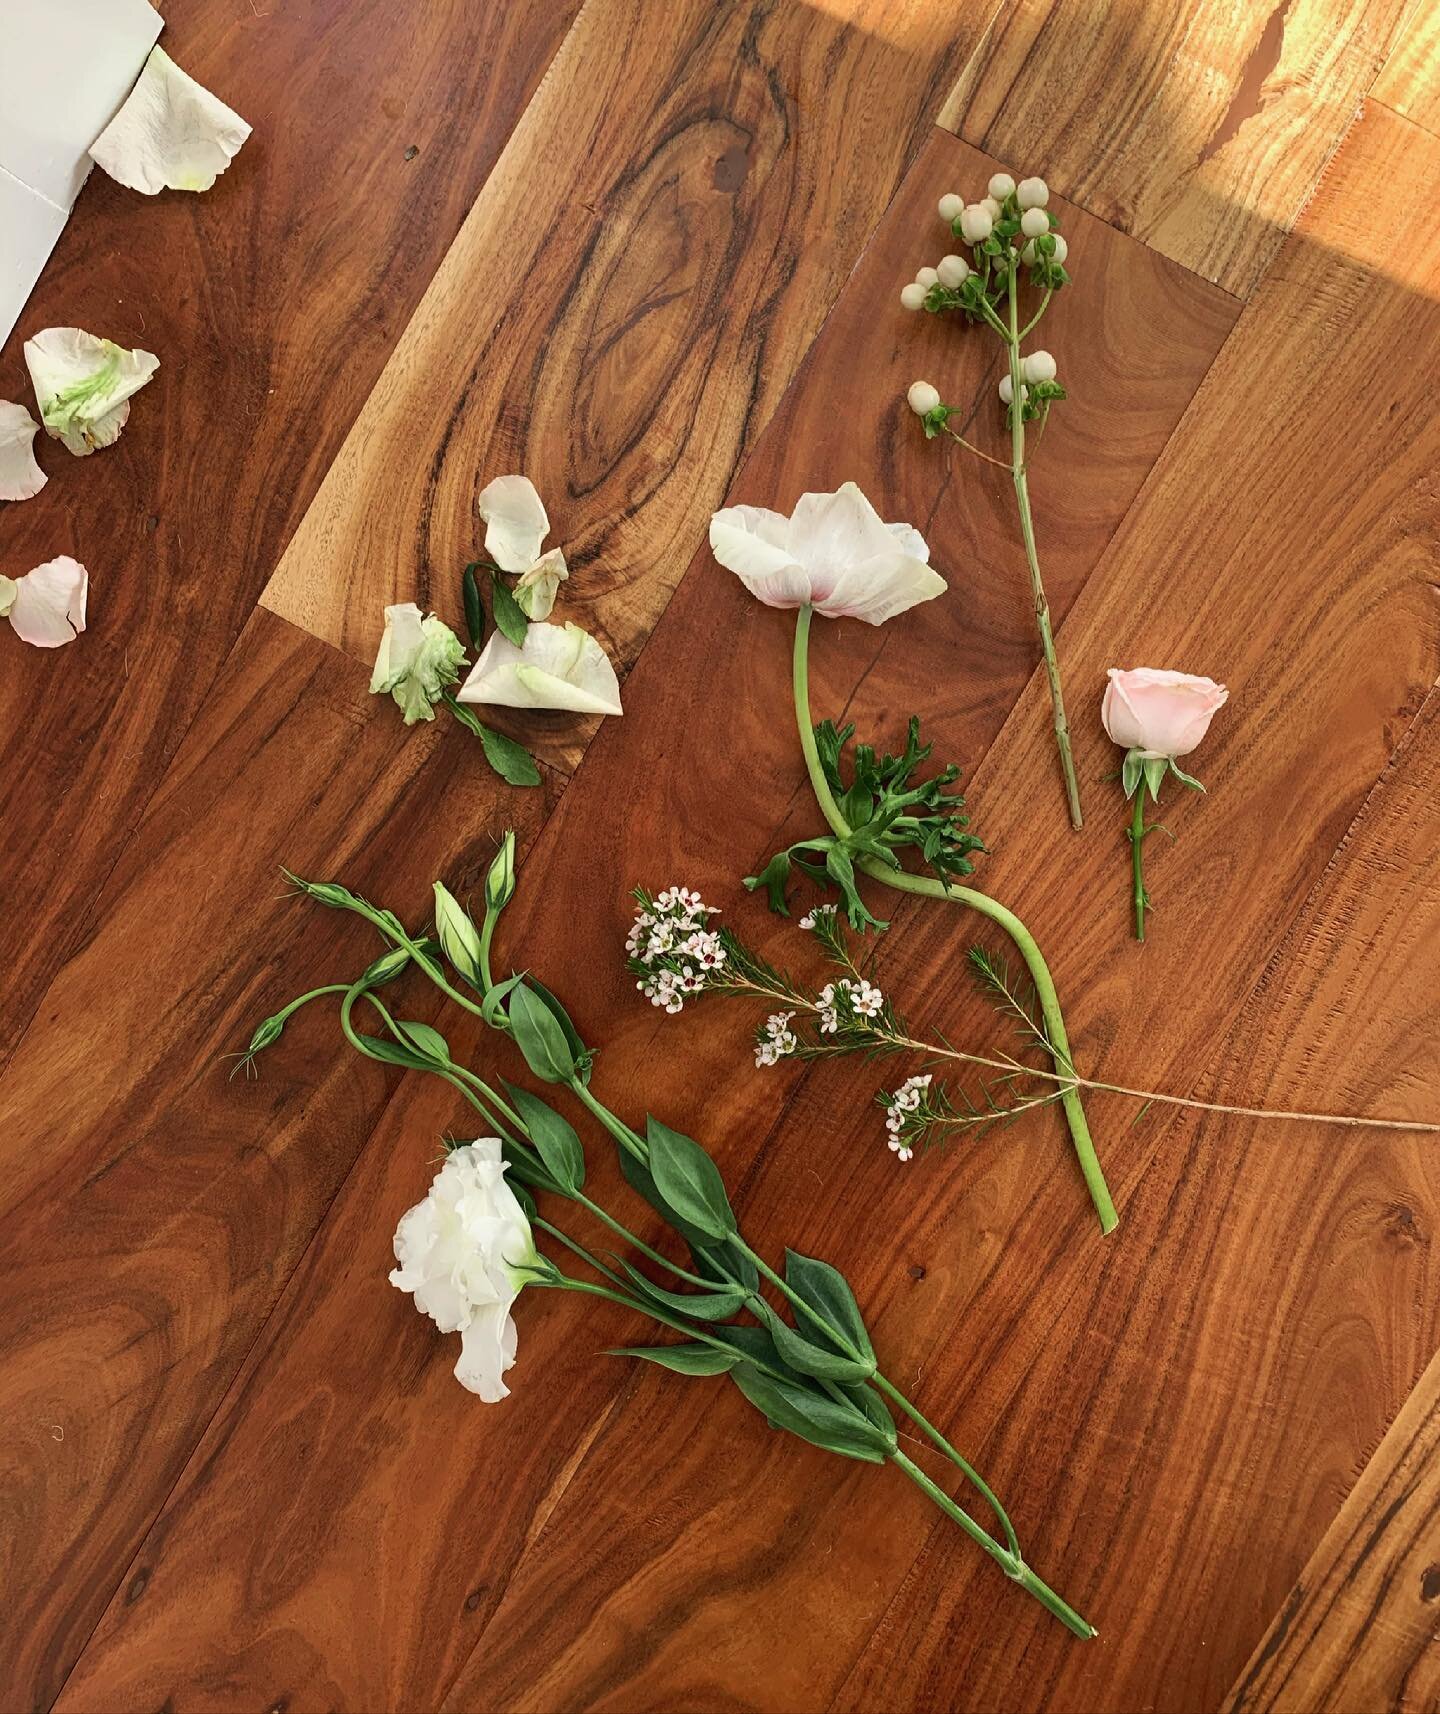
top-left (1128, 788), bottom-right (1151, 940)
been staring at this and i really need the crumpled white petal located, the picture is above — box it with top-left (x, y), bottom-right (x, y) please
top-left (1, 556), bottom-right (88, 647)
top-left (369, 601), bottom-right (466, 724)
top-left (710, 481), bottom-right (944, 625)
top-left (89, 45), bottom-right (251, 195)
top-left (457, 620), bottom-right (622, 716)
top-left (24, 328), bottom-right (159, 457)
top-left (514, 547), bottom-right (568, 620)
top-left (478, 475), bottom-right (550, 574)
top-left (0, 403), bottom-right (46, 501)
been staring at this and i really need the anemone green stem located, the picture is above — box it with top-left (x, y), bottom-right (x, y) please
top-left (791, 606), bottom-right (1116, 1235)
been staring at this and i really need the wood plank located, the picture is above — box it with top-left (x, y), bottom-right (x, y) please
top-left (1226, 1330), bottom-right (1440, 1711)
top-left (51, 140), bottom-right (1236, 1711)
top-left (1373, 0), bottom-right (1440, 134)
top-left (0, 0), bottom-right (580, 1069)
top-left (938, 0), bottom-right (1415, 296)
top-left (0, 611), bottom-right (542, 1710)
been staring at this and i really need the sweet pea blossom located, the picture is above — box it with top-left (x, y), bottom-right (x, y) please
top-left (0, 556), bottom-right (88, 647)
top-left (710, 481), bottom-right (944, 626)
top-left (89, 46), bottom-right (251, 195)
top-left (1102, 668), bottom-right (1228, 760)
top-left (24, 328), bottom-right (159, 456)
top-left (476, 475), bottom-right (570, 620)
top-left (389, 1140), bottom-right (539, 1401)
top-left (369, 601), bottom-right (466, 723)
top-left (0, 402), bottom-right (46, 501)
top-left (458, 619), bottom-right (622, 715)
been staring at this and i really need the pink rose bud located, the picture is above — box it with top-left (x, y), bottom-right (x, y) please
top-left (1101, 667), bottom-right (1228, 759)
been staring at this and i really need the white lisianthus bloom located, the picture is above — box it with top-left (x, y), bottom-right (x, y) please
top-left (369, 601), bottom-right (466, 723)
top-left (24, 328), bottom-right (159, 456)
top-left (89, 46), bottom-right (252, 195)
top-left (0, 403), bottom-right (46, 502)
top-left (458, 620), bottom-right (623, 715)
top-left (709, 481), bottom-right (945, 625)
top-left (476, 475), bottom-right (572, 619)
top-left (389, 1140), bottom-right (539, 1402)
top-left (0, 556), bottom-right (88, 647)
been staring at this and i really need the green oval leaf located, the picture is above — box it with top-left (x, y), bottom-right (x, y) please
top-left (783, 1249), bottom-right (874, 1364)
top-left (762, 1306), bottom-right (874, 1383)
top-left (617, 1147), bottom-right (719, 1251)
top-left (508, 982), bottom-right (576, 1084)
top-left (616, 1259), bottom-right (747, 1322)
top-left (608, 1344), bottom-right (739, 1376)
top-left (728, 1363), bottom-right (893, 1462)
top-left (491, 571), bottom-right (529, 646)
top-left (646, 1117), bottom-right (736, 1242)
top-left (394, 1019), bottom-right (451, 1064)
top-left (505, 1083), bottom-right (585, 1195)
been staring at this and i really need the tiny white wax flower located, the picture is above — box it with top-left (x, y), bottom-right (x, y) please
top-left (915, 266), bottom-right (939, 289)
top-left (1022, 350), bottom-right (1057, 384)
top-left (0, 402), bottom-right (46, 501)
top-left (958, 204), bottom-right (993, 243)
top-left (998, 375), bottom-right (1027, 406)
top-left (980, 195), bottom-right (1003, 221)
top-left (24, 328), bottom-right (159, 456)
top-left (899, 282), bottom-right (928, 311)
top-left (89, 46), bottom-right (251, 195)
top-left (937, 192), bottom-right (964, 223)
top-left (710, 482), bottom-right (943, 626)
top-left (988, 172), bottom-right (1016, 201)
top-left (459, 619), bottom-right (623, 715)
top-left (1017, 176), bottom-right (1049, 210)
top-left (936, 254), bottom-right (970, 288)
top-left (907, 380), bottom-right (941, 417)
top-left (389, 1140), bottom-right (538, 1401)
top-left (1020, 207), bottom-right (1050, 238)
top-left (370, 601), bottom-right (467, 723)
top-left (0, 555), bottom-right (88, 647)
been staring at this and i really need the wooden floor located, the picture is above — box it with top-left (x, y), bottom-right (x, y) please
top-left (3, 1), bottom-right (1438, 1709)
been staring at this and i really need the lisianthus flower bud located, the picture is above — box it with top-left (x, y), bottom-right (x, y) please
top-left (1102, 668), bottom-right (1229, 761)
top-left (1020, 239), bottom-right (1038, 265)
top-left (937, 192), bottom-right (964, 222)
top-left (1020, 207), bottom-right (1050, 238)
top-left (998, 375), bottom-right (1027, 406)
top-left (915, 265), bottom-right (939, 289)
top-left (907, 380), bottom-right (941, 417)
top-left (1016, 176), bottom-right (1049, 209)
top-left (958, 204), bottom-right (993, 243)
top-left (485, 830), bottom-right (517, 914)
top-left (434, 882), bottom-right (485, 986)
top-left (988, 172), bottom-right (1016, 200)
top-left (1022, 349), bottom-right (1057, 384)
top-left (936, 254), bottom-right (969, 288)
top-left (899, 282), bottom-right (928, 311)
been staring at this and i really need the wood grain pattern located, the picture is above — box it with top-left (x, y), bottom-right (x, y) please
top-left (938, 0), bottom-right (1415, 296)
top-left (1373, 0), bottom-right (1440, 134)
top-left (0, 0), bottom-right (580, 1071)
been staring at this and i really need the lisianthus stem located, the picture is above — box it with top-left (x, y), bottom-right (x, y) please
top-left (1006, 264), bottom-right (1082, 830)
top-left (1128, 790), bottom-right (1147, 941)
top-left (791, 609), bottom-right (1117, 1235)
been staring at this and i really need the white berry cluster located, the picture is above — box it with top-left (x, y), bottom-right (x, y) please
top-left (817, 977), bottom-right (885, 1034)
top-left (627, 887), bottom-right (726, 1014)
top-left (883, 1072), bottom-right (933, 1162)
top-left (754, 1010), bottom-right (799, 1068)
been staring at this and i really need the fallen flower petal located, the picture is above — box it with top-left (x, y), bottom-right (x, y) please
top-left (89, 45), bottom-right (251, 195)
top-left (0, 402), bottom-right (46, 501)
top-left (369, 601), bottom-right (466, 723)
top-left (514, 547), bottom-right (569, 620)
top-left (478, 475), bottom-right (550, 574)
top-left (1, 556), bottom-right (88, 647)
top-left (24, 328), bottom-right (159, 456)
top-left (458, 620), bottom-right (622, 716)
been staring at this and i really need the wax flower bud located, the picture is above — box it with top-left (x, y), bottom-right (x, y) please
top-left (899, 281), bottom-right (928, 311)
top-left (998, 375), bottom-right (1027, 406)
top-left (988, 172), bottom-right (1016, 201)
top-left (936, 254), bottom-right (970, 288)
top-left (937, 192), bottom-right (964, 223)
top-left (958, 204), bottom-right (993, 243)
top-left (1020, 207), bottom-right (1050, 238)
top-left (1022, 349), bottom-right (1057, 384)
top-left (907, 380), bottom-right (942, 417)
top-left (915, 265), bottom-right (939, 289)
top-left (1016, 176), bottom-right (1049, 210)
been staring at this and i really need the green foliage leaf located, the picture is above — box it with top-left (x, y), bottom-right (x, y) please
top-left (615, 1259), bottom-right (748, 1321)
top-left (646, 1117), bottom-right (736, 1242)
top-left (617, 1146), bottom-right (724, 1251)
top-left (481, 970), bottom-right (526, 1027)
top-left (760, 1304), bottom-right (874, 1382)
top-left (505, 1083), bottom-right (585, 1194)
top-left (394, 1019), bottom-right (451, 1064)
top-left (352, 1034), bottom-right (432, 1070)
top-left (525, 978), bottom-right (592, 1083)
top-left (508, 982), bottom-right (576, 1083)
top-left (746, 849), bottom-right (793, 914)
top-left (462, 562), bottom-right (486, 650)
top-left (491, 571), bottom-right (529, 647)
top-left (690, 1240), bottom-right (759, 1296)
top-left (728, 1363), bottom-right (894, 1463)
top-left (609, 1344), bottom-right (739, 1376)
top-left (444, 696), bottom-right (541, 787)
top-left (783, 1249), bottom-right (874, 1365)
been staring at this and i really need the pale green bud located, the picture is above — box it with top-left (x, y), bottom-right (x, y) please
top-left (433, 882), bottom-right (484, 986)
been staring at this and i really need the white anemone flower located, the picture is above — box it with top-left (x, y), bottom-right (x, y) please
top-left (389, 1140), bottom-right (539, 1402)
top-left (369, 601), bottom-right (466, 723)
top-left (0, 403), bottom-right (46, 501)
top-left (477, 474), bottom-right (570, 620)
top-left (24, 328), bottom-right (159, 456)
top-left (89, 46), bottom-right (251, 195)
top-left (0, 556), bottom-right (88, 648)
top-left (458, 620), bottom-right (622, 716)
top-left (709, 481), bottom-right (945, 625)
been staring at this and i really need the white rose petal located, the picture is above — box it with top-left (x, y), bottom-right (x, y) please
top-left (458, 619), bottom-right (622, 716)
top-left (89, 45), bottom-right (251, 195)
top-left (2, 556), bottom-right (88, 648)
top-left (24, 328), bottom-right (159, 457)
top-left (389, 1140), bottom-right (537, 1402)
top-left (477, 474), bottom-right (550, 574)
top-left (514, 546), bottom-right (569, 620)
top-left (0, 402), bottom-right (46, 501)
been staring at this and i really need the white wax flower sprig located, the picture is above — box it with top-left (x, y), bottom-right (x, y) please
top-left (1102, 667), bottom-right (1229, 941)
top-left (899, 170), bottom-right (1083, 831)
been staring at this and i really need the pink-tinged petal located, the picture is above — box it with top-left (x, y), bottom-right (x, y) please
top-left (0, 402), bottom-right (46, 501)
top-left (7, 556), bottom-right (88, 647)
top-left (1102, 667), bottom-right (1228, 758)
top-left (709, 506), bottom-right (812, 609)
top-left (817, 550), bottom-right (946, 625)
top-left (477, 475), bottom-right (549, 573)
